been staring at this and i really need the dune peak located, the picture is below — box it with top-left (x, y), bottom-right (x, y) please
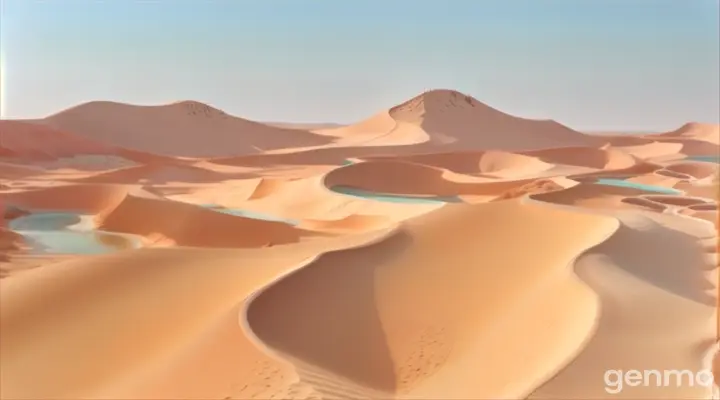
top-left (390, 89), bottom-right (482, 116)
top-left (167, 100), bottom-right (228, 118)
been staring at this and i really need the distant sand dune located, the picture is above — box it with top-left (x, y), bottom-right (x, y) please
top-left (324, 160), bottom-right (541, 198)
top-left (72, 163), bottom-right (248, 185)
top-left (39, 101), bottom-right (334, 157)
top-left (385, 89), bottom-right (599, 150)
top-left (0, 162), bottom-right (45, 180)
top-left (529, 182), bottom-right (676, 213)
top-left (210, 151), bottom-right (349, 168)
top-left (650, 122), bottom-right (720, 145)
top-left (664, 162), bottom-right (719, 180)
top-left (362, 146), bottom-right (637, 179)
top-left (0, 120), bottom-right (115, 161)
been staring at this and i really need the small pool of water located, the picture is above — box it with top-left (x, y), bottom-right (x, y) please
top-left (330, 185), bottom-right (461, 204)
top-left (9, 212), bottom-right (142, 255)
top-left (199, 204), bottom-right (299, 225)
top-left (686, 155), bottom-right (720, 164)
top-left (595, 179), bottom-right (683, 195)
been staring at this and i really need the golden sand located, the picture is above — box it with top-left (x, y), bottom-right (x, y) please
top-left (1, 89), bottom-right (718, 399)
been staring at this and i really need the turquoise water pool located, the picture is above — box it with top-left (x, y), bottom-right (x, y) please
top-left (686, 155), bottom-right (720, 164)
top-left (330, 185), bottom-right (461, 204)
top-left (595, 179), bottom-right (683, 195)
top-left (198, 204), bottom-right (299, 225)
top-left (9, 212), bottom-right (142, 255)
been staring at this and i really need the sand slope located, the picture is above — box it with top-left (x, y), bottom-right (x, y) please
top-left (39, 101), bottom-right (334, 157)
top-left (0, 120), bottom-right (115, 160)
top-left (384, 90), bottom-right (599, 150)
top-left (246, 199), bottom-right (620, 399)
top-left (324, 160), bottom-right (544, 199)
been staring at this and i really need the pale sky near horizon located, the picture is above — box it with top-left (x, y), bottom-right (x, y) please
top-left (1, 0), bottom-right (718, 131)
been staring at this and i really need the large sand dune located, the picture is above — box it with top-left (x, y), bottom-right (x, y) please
top-left (384, 89), bottom-right (599, 150)
top-left (0, 120), bottom-right (115, 160)
top-left (1, 88), bottom-right (718, 400)
top-left (38, 101), bottom-right (334, 157)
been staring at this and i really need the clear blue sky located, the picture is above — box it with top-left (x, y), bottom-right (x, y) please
top-left (2, 0), bottom-right (718, 130)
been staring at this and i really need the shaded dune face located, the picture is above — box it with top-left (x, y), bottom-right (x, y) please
top-left (246, 200), bottom-right (620, 398)
top-left (246, 231), bottom-right (413, 393)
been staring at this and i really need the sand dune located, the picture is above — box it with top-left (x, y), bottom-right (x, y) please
top-left (0, 162), bottom-right (46, 180)
top-left (99, 194), bottom-right (322, 248)
top-left (382, 89), bottom-right (599, 150)
top-left (527, 209), bottom-right (716, 399)
top-left (297, 214), bottom-right (393, 233)
top-left (72, 163), bottom-right (248, 185)
top-left (0, 120), bottom-right (115, 160)
top-left (651, 122), bottom-right (720, 145)
top-left (3, 183), bottom-right (130, 215)
top-left (39, 101), bottom-right (334, 157)
top-left (0, 120), bottom-right (184, 169)
top-left (246, 199), bottom-right (619, 399)
top-left (361, 150), bottom-right (555, 178)
top-left (324, 160), bottom-right (543, 198)
top-left (211, 151), bottom-right (349, 168)
top-left (2, 88), bottom-right (718, 399)
top-left (525, 146), bottom-right (639, 170)
top-left (529, 182), bottom-right (678, 213)
top-left (665, 162), bottom-right (720, 180)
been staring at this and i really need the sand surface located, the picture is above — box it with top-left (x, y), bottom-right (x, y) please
top-left (1, 89), bottom-right (718, 399)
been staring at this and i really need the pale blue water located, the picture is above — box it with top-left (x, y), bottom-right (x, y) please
top-left (686, 155), bottom-right (720, 164)
top-left (198, 204), bottom-right (299, 225)
top-left (9, 212), bottom-right (141, 255)
top-left (595, 179), bottom-right (683, 195)
top-left (330, 185), bottom-right (461, 203)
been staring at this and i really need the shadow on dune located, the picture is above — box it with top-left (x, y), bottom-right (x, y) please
top-left (598, 218), bottom-right (716, 306)
top-left (246, 230), bottom-right (414, 394)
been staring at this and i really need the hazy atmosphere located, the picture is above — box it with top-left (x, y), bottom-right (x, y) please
top-left (2, 0), bottom-right (719, 130)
